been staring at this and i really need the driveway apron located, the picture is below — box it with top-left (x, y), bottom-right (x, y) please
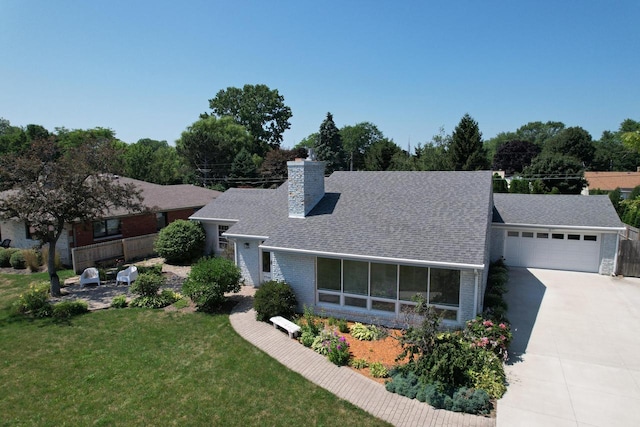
top-left (497, 268), bottom-right (640, 426)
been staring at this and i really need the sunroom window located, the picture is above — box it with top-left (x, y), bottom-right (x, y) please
top-left (315, 257), bottom-right (461, 321)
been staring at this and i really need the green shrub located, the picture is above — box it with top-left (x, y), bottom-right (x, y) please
top-left (464, 316), bottom-right (512, 361)
top-left (10, 250), bottom-right (26, 269)
top-left (52, 300), bottom-right (89, 319)
top-left (13, 282), bottom-right (52, 318)
top-left (23, 249), bottom-right (42, 271)
top-left (0, 248), bottom-right (19, 267)
top-left (136, 264), bottom-right (163, 276)
top-left (253, 280), bottom-right (298, 322)
top-left (130, 290), bottom-right (180, 309)
top-left (311, 330), bottom-right (333, 355)
top-left (337, 318), bottom-right (349, 333)
top-left (181, 257), bottom-right (241, 312)
top-left (421, 332), bottom-right (476, 390)
top-left (111, 294), bottom-right (128, 308)
top-left (350, 322), bottom-right (383, 341)
top-left (300, 305), bottom-right (322, 336)
top-left (299, 330), bottom-right (317, 347)
top-left (451, 387), bottom-right (491, 415)
top-left (349, 358), bottom-right (369, 369)
top-left (154, 220), bottom-right (205, 264)
top-left (130, 272), bottom-right (165, 297)
top-left (369, 362), bottom-right (389, 378)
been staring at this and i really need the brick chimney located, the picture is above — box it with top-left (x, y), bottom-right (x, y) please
top-left (287, 153), bottom-right (325, 218)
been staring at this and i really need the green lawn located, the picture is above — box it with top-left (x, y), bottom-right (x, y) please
top-left (0, 273), bottom-right (390, 426)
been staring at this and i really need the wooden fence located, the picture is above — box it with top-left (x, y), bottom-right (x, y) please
top-left (616, 225), bottom-right (640, 277)
top-left (72, 233), bottom-right (158, 273)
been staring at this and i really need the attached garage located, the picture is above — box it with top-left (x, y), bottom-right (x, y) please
top-left (503, 229), bottom-right (601, 272)
top-left (492, 194), bottom-right (624, 275)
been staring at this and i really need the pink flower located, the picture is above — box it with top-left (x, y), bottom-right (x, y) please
top-left (499, 323), bottom-right (507, 329)
top-left (500, 335), bottom-right (506, 341)
top-left (483, 320), bottom-right (494, 327)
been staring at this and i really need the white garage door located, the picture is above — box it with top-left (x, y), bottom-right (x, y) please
top-left (505, 230), bottom-right (601, 273)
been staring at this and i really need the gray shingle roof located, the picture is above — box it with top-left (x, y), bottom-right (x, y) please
top-left (492, 193), bottom-right (623, 229)
top-left (192, 171), bottom-right (494, 267)
top-left (106, 177), bottom-right (221, 216)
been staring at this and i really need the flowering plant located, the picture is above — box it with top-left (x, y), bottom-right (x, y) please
top-left (464, 316), bottom-right (512, 361)
top-left (311, 329), bottom-right (351, 365)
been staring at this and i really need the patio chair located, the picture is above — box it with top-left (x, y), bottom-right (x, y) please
top-left (79, 267), bottom-right (101, 288)
top-left (0, 239), bottom-right (10, 248)
top-left (116, 265), bottom-right (138, 286)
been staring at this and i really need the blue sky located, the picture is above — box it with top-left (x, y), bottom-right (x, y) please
top-left (1, 1), bottom-right (638, 149)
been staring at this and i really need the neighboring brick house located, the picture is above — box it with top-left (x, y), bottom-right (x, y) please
top-left (192, 159), bottom-right (623, 327)
top-left (583, 171), bottom-right (640, 198)
top-left (0, 177), bottom-right (220, 266)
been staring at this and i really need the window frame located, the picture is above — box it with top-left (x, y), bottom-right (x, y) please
top-left (315, 257), bottom-right (460, 322)
top-left (218, 225), bottom-right (230, 250)
top-left (92, 218), bottom-right (122, 239)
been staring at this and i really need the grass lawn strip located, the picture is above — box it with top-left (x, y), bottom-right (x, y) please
top-left (0, 275), bottom-right (390, 426)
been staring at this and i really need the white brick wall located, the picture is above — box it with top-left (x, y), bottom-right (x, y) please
top-left (599, 232), bottom-right (617, 275)
top-left (287, 160), bottom-right (325, 218)
top-left (236, 238), bottom-right (261, 286)
top-left (271, 251), bottom-right (316, 310)
top-left (0, 220), bottom-right (72, 266)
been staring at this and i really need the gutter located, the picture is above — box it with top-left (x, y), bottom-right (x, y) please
top-left (259, 245), bottom-right (485, 270)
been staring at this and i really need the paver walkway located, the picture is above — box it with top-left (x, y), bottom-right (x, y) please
top-left (229, 286), bottom-right (495, 427)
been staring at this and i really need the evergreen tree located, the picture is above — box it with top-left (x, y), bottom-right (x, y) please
top-left (230, 148), bottom-right (258, 182)
top-left (449, 113), bottom-right (489, 171)
top-left (314, 112), bottom-right (345, 173)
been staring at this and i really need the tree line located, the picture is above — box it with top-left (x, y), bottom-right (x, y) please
top-left (2, 83), bottom-right (640, 195)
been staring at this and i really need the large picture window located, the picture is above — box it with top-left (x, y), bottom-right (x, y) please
top-left (399, 265), bottom-right (428, 301)
top-left (371, 263), bottom-right (397, 299)
top-left (316, 257), bottom-right (461, 320)
top-left (93, 219), bottom-right (121, 239)
top-left (343, 260), bottom-right (368, 295)
top-left (429, 268), bottom-right (460, 307)
top-left (317, 257), bottom-right (341, 291)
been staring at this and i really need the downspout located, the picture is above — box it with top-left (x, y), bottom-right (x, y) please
top-left (613, 232), bottom-right (620, 276)
top-left (474, 269), bottom-right (479, 316)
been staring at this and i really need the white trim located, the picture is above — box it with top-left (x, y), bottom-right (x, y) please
top-left (260, 245), bottom-right (485, 270)
top-left (189, 216), bottom-right (239, 223)
top-left (224, 233), bottom-right (269, 240)
top-left (493, 223), bottom-right (625, 232)
top-left (613, 232), bottom-right (620, 275)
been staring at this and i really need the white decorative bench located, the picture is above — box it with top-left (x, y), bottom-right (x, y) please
top-left (269, 316), bottom-right (301, 338)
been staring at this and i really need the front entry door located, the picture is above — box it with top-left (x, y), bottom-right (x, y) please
top-left (261, 251), bottom-right (271, 282)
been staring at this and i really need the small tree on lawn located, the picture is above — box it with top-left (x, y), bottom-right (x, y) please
top-left (0, 137), bottom-right (145, 296)
top-left (154, 219), bottom-right (206, 264)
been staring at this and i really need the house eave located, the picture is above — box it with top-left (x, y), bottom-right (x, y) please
top-left (259, 245), bottom-right (485, 270)
top-left (492, 222), bottom-right (625, 232)
top-left (225, 233), bottom-right (269, 240)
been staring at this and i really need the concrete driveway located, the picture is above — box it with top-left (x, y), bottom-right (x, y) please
top-left (497, 268), bottom-right (640, 427)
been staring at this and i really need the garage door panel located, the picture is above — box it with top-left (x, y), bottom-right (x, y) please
top-left (505, 231), bottom-right (600, 273)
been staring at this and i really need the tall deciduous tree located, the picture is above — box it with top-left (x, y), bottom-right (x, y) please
top-left (515, 121), bottom-right (565, 147)
top-left (314, 113), bottom-right (345, 173)
top-left (522, 153), bottom-right (586, 194)
top-left (260, 148), bottom-right (307, 183)
top-left (0, 137), bottom-right (145, 296)
top-left (543, 126), bottom-right (595, 168)
top-left (492, 140), bottom-right (540, 175)
top-left (176, 116), bottom-right (252, 185)
top-left (124, 139), bottom-right (186, 185)
top-left (449, 113), bottom-right (489, 171)
top-left (340, 122), bottom-right (384, 171)
top-left (205, 84), bottom-right (292, 156)
top-left (364, 139), bottom-right (402, 171)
